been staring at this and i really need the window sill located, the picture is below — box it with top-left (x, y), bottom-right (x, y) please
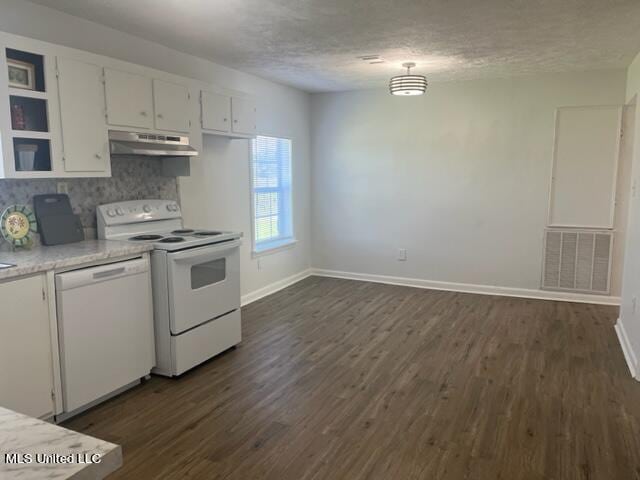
top-left (252, 238), bottom-right (297, 257)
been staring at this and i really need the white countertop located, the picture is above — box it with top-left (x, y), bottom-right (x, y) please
top-left (0, 239), bottom-right (153, 281)
top-left (0, 407), bottom-right (122, 479)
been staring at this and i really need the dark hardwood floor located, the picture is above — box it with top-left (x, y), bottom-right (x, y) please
top-left (64, 276), bottom-right (640, 479)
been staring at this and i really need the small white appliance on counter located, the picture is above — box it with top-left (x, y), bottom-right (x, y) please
top-left (56, 257), bottom-right (155, 417)
top-left (97, 199), bottom-right (242, 376)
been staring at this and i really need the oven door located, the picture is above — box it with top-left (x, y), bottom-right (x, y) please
top-left (167, 239), bottom-right (240, 335)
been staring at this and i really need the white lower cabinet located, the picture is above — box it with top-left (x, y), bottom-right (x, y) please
top-left (0, 274), bottom-right (54, 418)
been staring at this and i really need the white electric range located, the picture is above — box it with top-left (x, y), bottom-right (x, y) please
top-left (97, 199), bottom-right (242, 376)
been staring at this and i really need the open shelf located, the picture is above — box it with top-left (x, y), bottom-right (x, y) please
top-left (10, 95), bottom-right (48, 132)
top-left (6, 48), bottom-right (45, 92)
top-left (13, 137), bottom-right (51, 172)
top-left (3, 47), bottom-right (54, 176)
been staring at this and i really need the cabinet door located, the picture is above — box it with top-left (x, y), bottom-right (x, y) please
top-left (201, 91), bottom-right (231, 132)
top-left (0, 274), bottom-right (53, 418)
top-left (231, 96), bottom-right (256, 135)
top-left (153, 79), bottom-right (190, 133)
top-left (57, 57), bottom-right (109, 172)
top-left (104, 68), bottom-right (153, 129)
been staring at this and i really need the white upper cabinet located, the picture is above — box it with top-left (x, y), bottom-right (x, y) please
top-left (201, 91), bottom-right (231, 133)
top-left (200, 92), bottom-right (257, 138)
top-left (0, 274), bottom-right (54, 419)
top-left (231, 96), bottom-right (257, 136)
top-left (104, 68), bottom-right (154, 129)
top-left (0, 32), bottom-right (260, 178)
top-left (153, 79), bottom-right (190, 133)
top-left (56, 57), bottom-right (109, 173)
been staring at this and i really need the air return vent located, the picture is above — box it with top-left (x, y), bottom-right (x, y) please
top-left (541, 229), bottom-right (613, 294)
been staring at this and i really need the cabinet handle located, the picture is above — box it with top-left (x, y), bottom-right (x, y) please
top-left (223, 118), bottom-right (228, 122)
top-left (157, 113), bottom-right (164, 119)
top-left (95, 154), bottom-right (102, 159)
top-left (234, 119), bottom-right (238, 123)
top-left (140, 111), bottom-right (148, 116)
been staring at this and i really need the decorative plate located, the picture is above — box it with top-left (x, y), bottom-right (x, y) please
top-left (1, 204), bottom-right (37, 248)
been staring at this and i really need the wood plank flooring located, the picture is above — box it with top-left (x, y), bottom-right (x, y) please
top-left (64, 276), bottom-right (640, 479)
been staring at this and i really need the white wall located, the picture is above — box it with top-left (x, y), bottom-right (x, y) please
top-left (617, 51), bottom-right (640, 376)
top-left (0, 0), bottom-right (312, 298)
top-left (310, 70), bottom-right (627, 296)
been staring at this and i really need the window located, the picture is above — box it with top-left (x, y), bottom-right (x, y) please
top-left (251, 135), bottom-right (294, 253)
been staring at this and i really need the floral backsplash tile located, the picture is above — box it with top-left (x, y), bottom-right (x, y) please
top-left (0, 157), bottom-right (178, 241)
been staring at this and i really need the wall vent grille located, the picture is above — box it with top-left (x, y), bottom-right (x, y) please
top-left (541, 229), bottom-right (613, 294)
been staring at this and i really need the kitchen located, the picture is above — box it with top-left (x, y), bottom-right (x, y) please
top-left (3, 0), bottom-right (640, 479)
top-left (0, 5), bottom-right (310, 478)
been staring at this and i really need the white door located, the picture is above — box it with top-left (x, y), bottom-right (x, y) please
top-left (153, 79), bottom-right (190, 133)
top-left (167, 241), bottom-right (241, 334)
top-left (231, 96), bottom-right (257, 135)
top-left (57, 57), bottom-right (109, 173)
top-left (0, 274), bottom-right (54, 418)
top-left (201, 91), bottom-right (231, 132)
top-left (104, 68), bottom-right (154, 129)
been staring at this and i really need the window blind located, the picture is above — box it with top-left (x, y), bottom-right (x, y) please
top-left (251, 135), bottom-right (293, 252)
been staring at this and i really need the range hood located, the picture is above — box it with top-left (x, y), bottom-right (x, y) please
top-left (109, 130), bottom-right (198, 157)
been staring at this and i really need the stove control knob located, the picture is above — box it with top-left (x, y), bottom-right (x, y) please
top-left (166, 204), bottom-right (173, 212)
top-left (116, 208), bottom-right (124, 216)
top-left (106, 209), bottom-right (116, 218)
top-left (143, 204), bottom-right (152, 213)
top-left (172, 204), bottom-right (179, 211)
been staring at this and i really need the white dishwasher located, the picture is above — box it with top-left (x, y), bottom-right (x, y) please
top-left (56, 257), bottom-right (155, 414)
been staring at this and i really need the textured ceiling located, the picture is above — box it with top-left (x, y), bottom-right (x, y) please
top-left (28, 0), bottom-right (640, 92)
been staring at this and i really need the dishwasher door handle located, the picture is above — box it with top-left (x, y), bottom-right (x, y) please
top-left (93, 267), bottom-right (126, 279)
top-left (55, 258), bottom-right (149, 291)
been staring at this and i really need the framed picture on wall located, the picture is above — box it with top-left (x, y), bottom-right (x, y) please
top-left (7, 59), bottom-right (35, 90)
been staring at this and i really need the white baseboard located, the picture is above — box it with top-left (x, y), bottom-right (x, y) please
top-left (615, 317), bottom-right (638, 379)
top-left (241, 267), bottom-right (621, 308)
top-left (311, 268), bottom-right (621, 306)
top-left (241, 269), bottom-right (313, 306)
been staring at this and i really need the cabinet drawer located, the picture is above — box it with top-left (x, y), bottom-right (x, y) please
top-left (171, 309), bottom-right (241, 376)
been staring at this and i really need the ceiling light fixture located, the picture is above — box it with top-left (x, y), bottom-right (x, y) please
top-left (389, 62), bottom-right (427, 96)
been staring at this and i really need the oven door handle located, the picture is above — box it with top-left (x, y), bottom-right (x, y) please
top-left (169, 239), bottom-right (241, 264)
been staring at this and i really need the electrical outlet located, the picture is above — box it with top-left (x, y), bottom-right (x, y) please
top-left (56, 182), bottom-right (69, 195)
top-left (633, 296), bottom-right (638, 315)
top-left (397, 248), bottom-right (407, 261)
